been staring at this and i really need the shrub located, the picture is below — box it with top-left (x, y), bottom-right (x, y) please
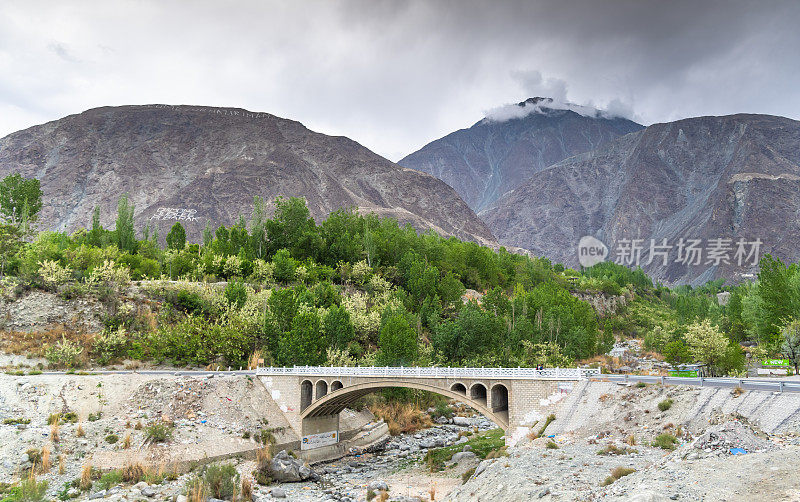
top-left (45, 337), bottom-right (83, 368)
top-left (7, 476), bottom-right (49, 502)
top-left (545, 440), bottom-right (558, 449)
top-left (429, 401), bottom-right (453, 420)
top-left (224, 280), bottom-right (247, 309)
top-left (636, 381), bottom-right (647, 388)
top-left (39, 260), bottom-right (71, 290)
top-left (105, 434), bottom-right (118, 444)
top-left (601, 466), bottom-right (636, 486)
top-left (461, 467), bottom-right (476, 483)
top-left (652, 433), bottom-right (679, 450)
top-left (658, 399), bottom-right (674, 412)
top-left (203, 464), bottom-right (240, 500)
top-left (424, 428), bottom-right (505, 471)
top-left (597, 444), bottom-right (637, 455)
top-left (92, 327), bottom-right (128, 365)
top-left (174, 290), bottom-right (210, 316)
top-left (2, 417), bottom-right (30, 425)
top-left (145, 423), bottom-right (173, 443)
top-left (96, 470), bottom-right (123, 491)
top-left (88, 260), bottom-right (131, 286)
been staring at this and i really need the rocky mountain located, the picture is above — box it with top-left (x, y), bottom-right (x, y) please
top-left (0, 105), bottom-right (496, 245)
top-left (482, 113), bottom-right (800, 284)
top-left (399, 97), bottom-right (644, 212)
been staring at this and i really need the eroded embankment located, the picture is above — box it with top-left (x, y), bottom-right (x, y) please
top-left (448, 380), bottom-right (800, 502)
top-left (0, 373), bottom-right (375, 487)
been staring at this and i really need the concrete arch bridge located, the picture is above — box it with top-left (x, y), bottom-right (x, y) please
top-left (256, 366), bottom-right (599, 450)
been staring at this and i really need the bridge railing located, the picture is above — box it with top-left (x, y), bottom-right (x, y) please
top-left (255, 365), bottom-right (600, 380)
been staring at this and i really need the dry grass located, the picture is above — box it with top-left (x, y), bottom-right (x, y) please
top-left (429, 480), bottom-right (437, 501)
top-left (122, 461), bottom-right (145, 483)
top-left (76, 422), bottom-right (85, 437)
top-left (256, 446), bottom-right (272, 464)
top-left (51, 421), bottom-right (60, 443)
top-left (601, 466), bottom-right (636, 486)
top-left (40, 446), bottom-right (51, 473)
top-left (732, 386), bottom-right (745, 397)
top-left (598, 393), bottom-right (612, 402)
top-left (122, 432), bottom-right (131, 449)
top-left (625, 434), bottom-right (637, 446)
top-left (247, 349), bottom-right (263, 370)
top-left (0, 325), bottom-right (92, 359)
top-left (188, 478), bottom-right (206, 502)
top-left (58, 454), bottom-right (66, 475)
top-left (241, 477), bottom-right (253, 501)
top-left (377, 490), bottom-right (389, 502)
top-left (124, 360), bottom-right (142, 370)
top-left (368, 401), bottom-right (433, 435)
top-left (134, 420), bottom-right (143, 430)
top-left (80, 462), bottom-right (93, 490)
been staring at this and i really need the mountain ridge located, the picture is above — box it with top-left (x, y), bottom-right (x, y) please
top-left (0, 104), bottom-right (497, 246)
top-left (399, 98), bottom-right (644, 212)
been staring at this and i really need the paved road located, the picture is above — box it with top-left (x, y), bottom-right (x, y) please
top-left (592, 374), bottom-right (800, 393)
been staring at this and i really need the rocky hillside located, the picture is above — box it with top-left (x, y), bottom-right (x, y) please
top-left (399, 97), bottom-right (643, 212)
top-left (0, 105), bottom-right (496, 245)
top-left (482, 113), bottom-right (800, 284)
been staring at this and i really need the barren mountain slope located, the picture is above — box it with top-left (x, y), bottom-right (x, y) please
top-left (0, 105), bottom-right (496, 245)
top-left (482, 113), bottom-right (800, 284)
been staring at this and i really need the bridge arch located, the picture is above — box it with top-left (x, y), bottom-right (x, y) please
top-left (491, 383), bottom-right (509, 413)
top-left (470, 382), bottom-right (488, 407)
top-left (450, 382), bottom-right (467, 395)
top-left (300, 380), bottom-right (313, 411)
top-left (330, 380), bottom-right (343, 392)
top-left (315, 379), bottom-right (328, 399)
top-left (300, 380), bottom-right (508, 430)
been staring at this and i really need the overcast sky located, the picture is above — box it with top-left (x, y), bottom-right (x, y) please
top-left (1, 0), bottom-right (799, 161)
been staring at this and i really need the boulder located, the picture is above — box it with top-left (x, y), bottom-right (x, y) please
top-left (367, 480), bottom-right (389, 492)
top-left (269, 450), bottom-right (316, 482)
top-left (451, 451), bottom-right (477, 463)
top-left (270, 488), bottom-right (287, 498)
top-left (452, 416), bottom-right (471, 427)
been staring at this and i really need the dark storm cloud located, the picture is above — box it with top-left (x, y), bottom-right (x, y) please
top-left (0, 0), bottom-right (798, 160)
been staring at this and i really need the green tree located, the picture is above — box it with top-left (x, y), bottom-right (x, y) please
top-left (376, 312), bottom-right (418, 366)
top-left (324, 305), bottom-right (355, 349)
top-left (114, 194), bottom-right (136, 252)
top-left (684, 320), bottom-right (729, 375)
top-left (166, 221), bottom-right (187, 250)
top-left (0, 223), bottom-right (22, 276)
top-left (432, 301), bottom-right (504, 362)
top-left (272, 248), bottom-right (297, 283)
top-left (203, 221), bottom-right (214, 249)
top-left (266, 196), bottom-right (321, 260)
top-left (88, 205), bottom-right (103, 246)
top-left (277, 310), bottom-right (326, 365)
top-left (781, 319), bottom-right (800, 375)
top-left (0, 173), bottom-right (42, 226)
top-left (757, 255), bottom-right (795, 348)
top-left (249, 195), bottom-right (268, 259)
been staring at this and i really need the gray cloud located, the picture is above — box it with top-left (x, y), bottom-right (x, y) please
top-left (0, 0), bottom-right (798, 161)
